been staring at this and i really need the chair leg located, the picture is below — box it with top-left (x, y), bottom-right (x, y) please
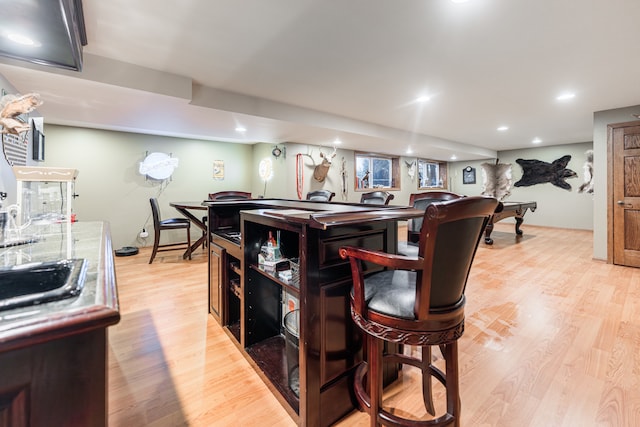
top-left (422, 346), bottom-right (436, 416)
top-left (149, 230), bottom-right (160, 264)
top-left (186, 226), bottom-right (192, 260)
top-left (368, 335), bottom-right (383, 427)
top-left (149, 246), bottom-right (158, 264)
top-left (443, 341), bottom-right (461, 426)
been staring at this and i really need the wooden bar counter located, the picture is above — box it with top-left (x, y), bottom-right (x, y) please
top-left (0, 222), bottom-right (120, 427)
top-left (204, 199), bottom-right (420, 427)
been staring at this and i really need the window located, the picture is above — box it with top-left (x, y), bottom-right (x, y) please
top-left (355, 153), bottom-right (400, 190)
top-left (418, 159), bottom-right (448, 189)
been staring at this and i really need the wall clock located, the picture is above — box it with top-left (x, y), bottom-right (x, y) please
top-left (463, 166), bottom-right (476, 184)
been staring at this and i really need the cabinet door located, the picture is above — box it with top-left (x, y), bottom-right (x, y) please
top-left (209, 243), bottom-right (224, 321)
top-left (0, 346), bottom-right (29, 427)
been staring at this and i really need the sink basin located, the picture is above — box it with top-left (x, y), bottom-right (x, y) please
top-left (0, 259), bottom-right (88, 311)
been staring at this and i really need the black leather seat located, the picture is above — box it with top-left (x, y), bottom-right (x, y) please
top-left (340, 196), bottom-right (498, 427)
top-left (149, 198), bottom-right (192, 264)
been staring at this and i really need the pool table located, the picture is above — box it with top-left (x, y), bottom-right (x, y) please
top-left (484, 201), bottom-right (537, 244)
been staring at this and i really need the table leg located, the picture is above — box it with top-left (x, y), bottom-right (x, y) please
top-left (484, 222), bottom-right (494, 245)
top-left (172, 205), bottom-right (207, 257)
top-left (514, 217), bottom-right (524, 236)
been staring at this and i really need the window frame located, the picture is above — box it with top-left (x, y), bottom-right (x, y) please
top-left (417, 158), bottom-right (448, 190)
top-left (354, 152), bottom-right (400, 191)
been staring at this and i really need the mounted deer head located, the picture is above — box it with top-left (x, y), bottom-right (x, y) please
top-left (313, 147), bottom-right (337, 182)
top-left (405, 160), bottom-right (416, 181)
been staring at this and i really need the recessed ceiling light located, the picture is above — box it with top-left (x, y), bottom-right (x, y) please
top-left (451, 0), bottom-right (470, 3)
top-left (333, 138), bottom-right (342, 145)
top-left (406, 148), bottom-right (413, 154)
top-left (416, 95), bottom-right (432, 103)
top-left (235, 126), bottom-right (246, 132)
top-left (532, 138), bottom-right (542, 144)
top-left (497, 126), bottom-right (509, 131)
top-left (556, 92), bottom-right (575, 101)
top-left (450, 155), bottom-right (457, 160)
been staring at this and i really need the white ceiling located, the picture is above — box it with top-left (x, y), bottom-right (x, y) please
top-left (1, 0), bottom-right (640, 161)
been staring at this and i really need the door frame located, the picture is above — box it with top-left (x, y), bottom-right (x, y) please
top-left (607, 119), bottom-right (640, 264)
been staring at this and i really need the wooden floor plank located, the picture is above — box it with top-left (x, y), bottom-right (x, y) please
top-left (109, 223), bottom-right (640, 426)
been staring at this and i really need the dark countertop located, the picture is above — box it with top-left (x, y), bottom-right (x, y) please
top-left (0, 221), bottom-right (120, 353)
top-left (202, 198), bottom-right (423, 229)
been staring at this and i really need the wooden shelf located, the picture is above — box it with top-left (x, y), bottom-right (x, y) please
top-left (230, 262), bottom-right (241, 275)
top-left (246, 335), bottom-right (299, 414)
top-left (249, 264), bottom-right (300, 295)
top-left (226, 322), bottom-right (241, 343)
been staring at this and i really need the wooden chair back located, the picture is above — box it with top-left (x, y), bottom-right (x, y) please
top-left (306, 190), bottom-right (335, 202)
top-left (360, 191), bottom-right (394, 205)
top-left (407, 191), bottom-right (462, 243)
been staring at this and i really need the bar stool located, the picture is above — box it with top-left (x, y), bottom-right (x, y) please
top-left (360, 191), bottom-right (394, 205)
top-left (339, 196), bottom-right (498, 426)
top-left (398, 192), bottom-right (463, 258)
top-left (306, 189), bottom-right (335, 201)
top-left (202, 191), bottom-right (253, 247)
top-left (406, 191), bottom-right (462, 243)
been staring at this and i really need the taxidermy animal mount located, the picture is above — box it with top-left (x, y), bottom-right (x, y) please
top-left (0, 93), bottom-right (43, 135)
top-left (578, 150), bottom-right (594, 194)
top-left (313, 146), bottom-right (337, 182)
top-left (514, 155), bottom-right (577, 190)
top-left (481, 161), bottom-right (512, 201)
top-left (405, 160), bottom-right (416, 181)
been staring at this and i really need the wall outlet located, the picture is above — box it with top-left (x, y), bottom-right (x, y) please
top-left (139, 229), bottom-right (149, 238)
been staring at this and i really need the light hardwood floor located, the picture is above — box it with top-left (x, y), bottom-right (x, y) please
top-left (109, 223), bottom-right (640, 426)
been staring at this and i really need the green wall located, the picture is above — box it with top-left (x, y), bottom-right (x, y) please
top-left (18, 123), bottom-right (605, 255)
top-left (43, 125), bottom-right (253, 248)
top-left (449, 141), bottom-right (594, 231)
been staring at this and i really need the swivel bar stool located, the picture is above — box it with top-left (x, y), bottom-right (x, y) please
top-left (340, 196), bottom-right (498, 426)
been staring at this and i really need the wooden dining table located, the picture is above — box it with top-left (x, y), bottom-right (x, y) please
top-left (170, 201), bottom-right (208, 255)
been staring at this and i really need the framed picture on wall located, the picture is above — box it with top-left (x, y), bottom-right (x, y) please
top-left (213, 160), bottom-right (224, 180)
top-left (462, 166), bottom-right (476, 184)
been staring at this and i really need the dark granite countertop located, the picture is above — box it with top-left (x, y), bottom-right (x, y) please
top-left (0, 221), bottom-right (120, 353)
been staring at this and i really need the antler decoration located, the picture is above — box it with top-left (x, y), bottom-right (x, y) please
top-left (0, 93), bottom-right (43, 135)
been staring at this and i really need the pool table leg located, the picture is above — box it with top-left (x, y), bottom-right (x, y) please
top-left (484, 222), bottom-right (494, 245)
top-left (514, 217), bottom-right (524, 236)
